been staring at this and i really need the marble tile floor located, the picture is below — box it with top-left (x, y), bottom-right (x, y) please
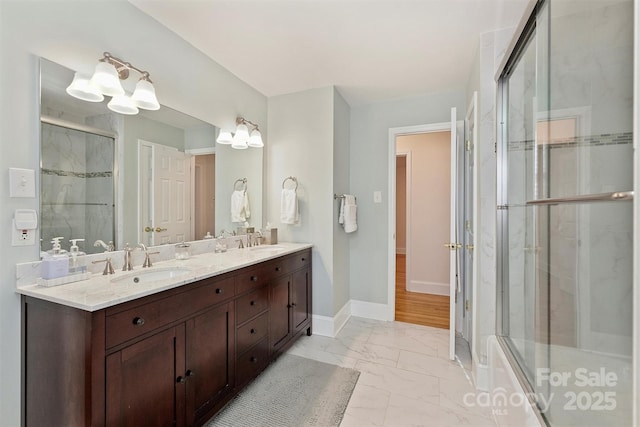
top-left (286, 317), bottom-right (496, 427)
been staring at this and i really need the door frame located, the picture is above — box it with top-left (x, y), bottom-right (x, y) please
top-left (395, 151), bottom-right (411, 287)
top-left (387, 121), bottom-right (461, 321)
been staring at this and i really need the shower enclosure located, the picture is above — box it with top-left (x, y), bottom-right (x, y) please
top-left (497, 0), bottom-right (633, 425)
top-left (40, 118), bottom-right (116, 255)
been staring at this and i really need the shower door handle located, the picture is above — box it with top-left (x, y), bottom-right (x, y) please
top-left (526, 191), bottom-right (633, 205)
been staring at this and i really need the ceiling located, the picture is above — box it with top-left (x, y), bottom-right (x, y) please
top-left (130, 0), bottom-right (530, 106)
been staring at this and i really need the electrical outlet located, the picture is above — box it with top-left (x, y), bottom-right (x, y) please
top-left (12, 220), bottom-right (36, 246)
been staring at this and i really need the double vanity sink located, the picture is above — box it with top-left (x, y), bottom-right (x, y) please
top-left (18, 242), bottom-right (312, 427)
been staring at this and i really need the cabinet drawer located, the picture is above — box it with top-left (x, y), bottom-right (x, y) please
top-left (235, 266), bottom-right (269, 294)
top-left (236, 337), bottom-right (269, 386)
top-left (264, 250), bottom-right (311, 278)
top-left (106, 277), bottom-right (235, 348)
top-left (236, 312), bottom-right (268, 355)
top-left (236, 285), bottom-right (269, 325)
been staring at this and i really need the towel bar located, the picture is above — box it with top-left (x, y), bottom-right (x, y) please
top-left (334, 194), bottom-right (356, 201)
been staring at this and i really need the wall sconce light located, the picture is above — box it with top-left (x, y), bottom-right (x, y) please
top-left (217, 117), bottom-right (264, 149)
top-left (66, 52), bottom-right (160, 115)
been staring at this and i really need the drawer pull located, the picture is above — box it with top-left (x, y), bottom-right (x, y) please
top-left (250, 356), bottom-right (258, 363)
top-left (176, 376), bottom-right (186, 384)
top-left (250, 300), bottom-right (256, 306)
top-left (250, 328), bottom-right (256, 334)
top-left (291, 303), bottom-right (297, 307)
top-left (301, 257), bottom-right (306, 262)
top-left (186, 369), bottom-right (195, 377)
top-left (287, 304), bottom-right (292, 308)
top-left (250, 276), bottom-right (258, 282)
top-left (216, 288), bottom-right (224, 294)
top-left (133, 317), bottom-right (145, 326)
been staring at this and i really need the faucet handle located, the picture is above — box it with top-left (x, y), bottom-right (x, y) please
top-left (143, 251), bottom-right (160, 268)
top-left (93, 257), bottom-right (115, 275)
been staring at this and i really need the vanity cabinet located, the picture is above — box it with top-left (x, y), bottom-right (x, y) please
top-left (269, 250), bottom-right (312, 355)
top-left (23, 248), bottom-right (311, 427)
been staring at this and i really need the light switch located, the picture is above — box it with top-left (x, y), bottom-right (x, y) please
top-left (9, 167), bottom-right (36, 198)
top-left (373, 191), bottom-right (382, 203)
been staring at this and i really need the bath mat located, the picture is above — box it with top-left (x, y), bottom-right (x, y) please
top-left (206, 354), bottom-right (360, 427)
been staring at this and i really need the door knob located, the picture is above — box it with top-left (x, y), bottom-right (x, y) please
top-left (443, 243), bottom-right (462, 250)
top-left (155, 227), bottom-right (167, 232)
top-left (144, 226), bottom-right (153, 232)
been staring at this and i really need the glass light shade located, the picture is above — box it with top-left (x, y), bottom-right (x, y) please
top-left (231, 123), bottom-right (250, 149)
top-left (90, 61), bottom-right (125, 96)
top-left (248, 129), bottom-right (264, 148)
top-left (107, 94), bottom-right (139, 115)
top-left (131, 79), bottom-right (160, 110)
top-left (216, 130), bottom-right (233, 144)
top-left (66, 73), bottom-right (104, 102)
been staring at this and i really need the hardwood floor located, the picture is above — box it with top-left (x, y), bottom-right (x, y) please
top-left (395, 254), bottom-right (449, 329)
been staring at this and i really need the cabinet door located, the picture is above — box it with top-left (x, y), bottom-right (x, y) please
top-left (185, 302), bottom-right (234, 425)
top-left (292, 268), bottom-right (310, 333)
top-left (269, 275), bottom-right (291, 352)
top-left (106, 326), bottom-right (185, 427)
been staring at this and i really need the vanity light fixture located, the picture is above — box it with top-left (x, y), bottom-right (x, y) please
top-left (217, 117), bottom-right (264, 149)
top-left (66, 52), bottom-right (160, 115)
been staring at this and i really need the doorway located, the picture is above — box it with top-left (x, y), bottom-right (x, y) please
top-left (394, 132), bottom-right (451, 329)
top-left (193, 154), bottom-right (215, 240)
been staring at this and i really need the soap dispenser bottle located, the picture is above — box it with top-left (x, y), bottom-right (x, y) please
top-left (68, 238), bottom-right (87, 274)
top-left (41, 237), bottom-right (69, 280)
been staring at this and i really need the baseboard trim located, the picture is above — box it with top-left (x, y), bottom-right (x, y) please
top-left (407, 280), bottom-right (449, 296)
top-left (312, 299), bottom-right (392, 337)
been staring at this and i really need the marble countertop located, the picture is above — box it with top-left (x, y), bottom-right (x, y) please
top-left (16, 242), bottom-right (312, 312)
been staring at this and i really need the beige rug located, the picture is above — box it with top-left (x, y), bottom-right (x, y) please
top-left (207, 354), bottom-right (360, 427)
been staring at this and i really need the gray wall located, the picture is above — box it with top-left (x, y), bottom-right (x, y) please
top-left (349, 91), bottom-right (466, 305)
top-left (332, 88), bottom-right (351, 314)
top-left (0, 2), bottom-right (266, 424)
top-left (266, 87), bottom-right (335, 317)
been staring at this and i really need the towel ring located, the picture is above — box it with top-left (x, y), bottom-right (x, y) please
top-left (234, 178), bottom-right (247, 191)
top-left (282, 176), bottom-right (298, 191)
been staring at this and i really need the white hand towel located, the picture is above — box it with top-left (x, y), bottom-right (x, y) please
top-left (280, 189), bottom-right (300, 225)
top-left (231, 190), bottom-right (248, 222)
top-left (343, 194), bottom-right (357, 233)
top-left (338, 198), bottom-right (345, 224)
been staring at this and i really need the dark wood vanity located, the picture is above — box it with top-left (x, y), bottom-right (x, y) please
top-left (22, 248), bottom-right (312, 427)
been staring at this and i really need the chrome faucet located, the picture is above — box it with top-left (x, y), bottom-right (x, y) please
top-left (217, 229), bottom-right (235, 238)
top-left (122, 243), bottom-right (136, 271)
top-left (138, 243), bottom-right (159, 268)
top-left (94, 239), bottom-right (115, 252)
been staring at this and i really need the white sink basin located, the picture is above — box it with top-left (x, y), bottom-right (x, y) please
top-left (111, 267), bottom-right (191, 284)
top-left (250, 245), bottom-right (284, 251)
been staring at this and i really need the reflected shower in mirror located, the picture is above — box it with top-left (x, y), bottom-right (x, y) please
top-left (40, 58), bottom-right (263, 255)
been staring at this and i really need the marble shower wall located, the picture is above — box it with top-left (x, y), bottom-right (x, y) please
top-left (40, 108), bottom-right (117, 254)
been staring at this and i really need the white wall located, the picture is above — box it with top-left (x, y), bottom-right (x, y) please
top-left (0, 2), bottom-right (266, 424)
top-left (349, 91), bottom-right (466, 306)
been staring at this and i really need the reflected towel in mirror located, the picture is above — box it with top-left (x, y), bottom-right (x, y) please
top-left (231, 190), bottom-right (250, 222)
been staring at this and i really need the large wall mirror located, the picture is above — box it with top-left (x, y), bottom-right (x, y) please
top-left (40, 58), bottom-right (263, 254)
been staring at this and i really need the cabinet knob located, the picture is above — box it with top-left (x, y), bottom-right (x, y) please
top-left (250, 276), bottom-right (258, 282)
top-left (275, 266), bottom-right (281, 272)
top-left (250, 300), bottom-right (256, 306)
top-left (186, 369), bottom-right (195, 377)
top-left (291, 303), bottom-right (297, 307)
top-left (216, 288), bottom-right (224, 294)
top-left (250, 328), bottom-right (256, 334)
top-left (133, 317), bottom-right (145, 326)
top-left (176, 376), bottom-right (186, 384)
top-left (301, 257), bottom-right (306, 262)
top-left (287, 304), bottom-right (292, 308)
top-left (250, 356), bottom-right (258, 363)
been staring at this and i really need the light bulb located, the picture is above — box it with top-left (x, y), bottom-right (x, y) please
top-left (90, 61), bottom-right (124, 96)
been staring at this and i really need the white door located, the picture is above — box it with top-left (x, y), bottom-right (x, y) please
top-left (448, 107), bottom-right (460, 360)
top-left (139, 141), bottom-right (192, 246)
top-left (154, 144), bottom-right (191, 244)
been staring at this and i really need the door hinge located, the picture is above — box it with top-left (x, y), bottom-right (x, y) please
top-left (465, 220), bottom-right (472, 231)
top-left (465, 300), bottom-right (470, 311)
top-left (465, 140), bottom-right (471, 151)
top-left (497, 205), bottom-right (509, 210)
